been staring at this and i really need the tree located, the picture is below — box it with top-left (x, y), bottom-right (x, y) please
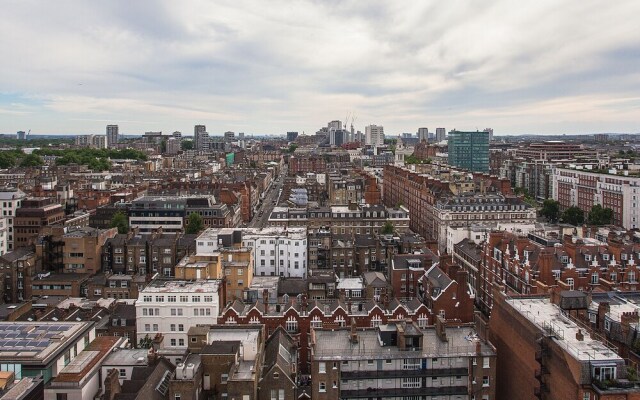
top-left (381, 221), bottom-right (394, 235)
top-left (561, 206), bottom-right (585, 226)
top-left (19, 153), bottom-right (44, 167)
top-left (185, 212), bottom-right (204, 234)
top-left (160, 138), bottom-right (167, 154)
top-left (110, 211), bottom-right (129, 234)
top-left (540, 199), bottom-right (560, 222)
top-left (588, 204), bottom-right (614, 225)
top-left (287, 144), bottom-right (298, 153)
top-left (181, 139), bottom-right (194, 151)
top-left (0, 151), bottom-right (18, 169)
top-left (138, 335), bottom-right (153, 349)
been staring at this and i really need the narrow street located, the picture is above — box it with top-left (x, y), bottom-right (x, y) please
top-left (248, 165), bottom-right (286, 228)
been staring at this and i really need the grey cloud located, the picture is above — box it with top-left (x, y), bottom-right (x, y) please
top-left (1, 0), bottom-right (640, 135)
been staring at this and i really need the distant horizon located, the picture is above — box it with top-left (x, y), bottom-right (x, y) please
top-left (1, 2), bottom-right (639, 135)
top-left (1, 131), bottom-right (639, 138)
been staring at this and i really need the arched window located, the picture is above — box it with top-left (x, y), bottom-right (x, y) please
top-left (417, 313), bottom-right (428, 329)
top-left (286, 316), bottom-right (298, 333)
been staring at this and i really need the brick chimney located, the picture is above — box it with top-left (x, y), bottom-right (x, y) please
top-left (435, 315), bottom-right (448, 342)
top-left (102, 369), bottom-right (122, 400)
top-left (147, 346), bottom-right (158, 366)
top-left (350, 318), bottom-right (358, 344)
top-left (262, 289), bottom-right (269, 306)
top-left (621, 311), bottom-right (639, 340)
top-left (537, 250), bottom-right (556, 286)
top-left (576, 329), bottom-right (584, 341)
top-left (597, 302), bottom-right (610, 330)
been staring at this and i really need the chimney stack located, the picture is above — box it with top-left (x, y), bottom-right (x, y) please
top-left (435, 315), bottom-right (448, 342)
top-left (576, 329), bottom-right (584, 341)
top-left (350, 317), bottom-right (358, 344)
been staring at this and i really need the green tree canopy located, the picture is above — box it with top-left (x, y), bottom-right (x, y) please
top-left (540, 199), bottom-right (560, 222)
top-left (33, 148), bottom-right (146, 171)
top-left (561, 206), bottom-right (585, 226)
top-left (181, 140), bottom-right (194, 151)
top-left (381, 221), bottom-right (394, 235)
top-left (19, 153), bottom-right (44, 167)
top-left (138, 335), bottom-right (153, 349)
top-left (185, 212), bottom-right (204, 234)
top-left (588, 204), bottom-right (614, 226)
top-left (0, 151), bottom-right (20, 169)
top-left (110, 211), bottom-right (129, 234)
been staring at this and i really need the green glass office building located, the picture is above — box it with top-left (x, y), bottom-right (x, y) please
top-left (447, 130), bottom-right (490, 172)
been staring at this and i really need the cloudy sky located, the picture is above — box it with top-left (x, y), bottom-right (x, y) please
top-left (1, 1), bottom-right (639, 136)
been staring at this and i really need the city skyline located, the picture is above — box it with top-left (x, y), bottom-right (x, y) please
top-left (1, 1), bottom-right (640, 136)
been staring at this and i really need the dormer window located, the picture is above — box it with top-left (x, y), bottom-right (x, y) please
top-left (585, 255), bottom-right (591, 262)
top-left (561, 256), bottom-right (569, 264)
top-left (602, 254), bottom-right (610, 261)
top-left (622, 254), bottom-right (628, 260)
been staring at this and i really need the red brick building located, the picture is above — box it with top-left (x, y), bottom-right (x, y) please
top-left (480, 230), bottom-right (640, 316)
top-left (489, 289), bottom-right (640, 400)
top-left (218, 296), bottom-right (430, 374)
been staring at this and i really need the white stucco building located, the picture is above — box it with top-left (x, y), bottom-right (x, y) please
top-left (0, 188), bottom-right (26, 251)
top-left (136, 280), bottom-right (221, 351)
top-left (242, 227), bottom-right (308, 278)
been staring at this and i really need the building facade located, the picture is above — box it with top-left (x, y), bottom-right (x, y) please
top-left (365, 125), bottom-right (385, 147)
top-left (135, 279), bottom-right (221, 350)
top-left (310, 320), bottom-right (497, 400)
top-left (0, 188), bottom-right (27, 251)
top-left (448, 130), bottom-right (490, 172)
top-left (553, 167), bottom-right (640, 229)
top-left (106, 125), bottom-right (119, 148)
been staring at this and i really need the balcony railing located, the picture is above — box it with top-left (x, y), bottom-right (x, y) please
top-left (341, 385), bottom-right (467, 398)
top-left (341, 367), bottom-right (468, 380)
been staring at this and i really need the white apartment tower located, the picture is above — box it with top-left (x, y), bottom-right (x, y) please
top-left (194, 124), bottom-right (206, 149)
top-left (417, 127), bottom-right (428, 142)
top-left (0, 188), bottom-right (26, 251)
top-left (328, 120), bottom-right (342, 131)
top-left (436, 128), bottom-right (446, 142)
top-left (365, 124), bottom-right (385, 147)
top-left (241, 227), bottom-right (308, 278)
top-left (136, 280), bottom-right (221, 350)
top-left (106, 125), bottom-right (119, 148)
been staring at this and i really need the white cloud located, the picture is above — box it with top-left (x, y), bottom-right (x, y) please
top-left (1, 0), bottom-right (639, 135)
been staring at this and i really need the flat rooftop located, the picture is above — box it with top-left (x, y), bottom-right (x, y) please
top-left (508, 297), bottom-right (622, 363)
top-left (242, 226), bottom-right (307, 237)
top-left (102, 348), bottom-right (149, 366)
top-left (0, 321), bottom-right (93, 364)
top-left (337, 278), bottom-right (364, 290)
top-left (55, 336), bottom-right (121, 383)
top-left (232, 360), bottom-right (254, 381)
top-left (143, 279), bottom-right (221, 293)
top-left (313, 325), bottom-right (494, 360)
